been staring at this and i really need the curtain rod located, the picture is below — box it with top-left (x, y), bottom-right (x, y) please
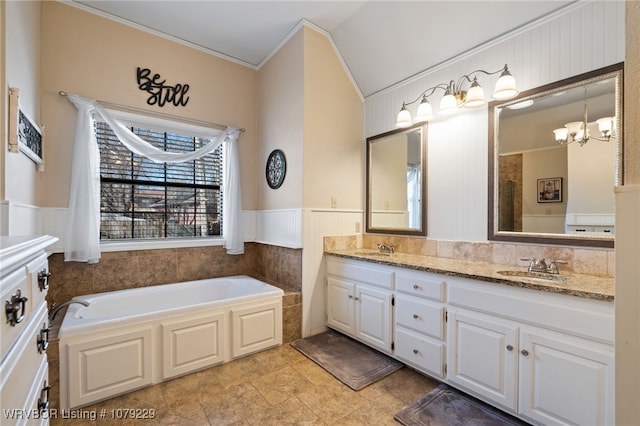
top-left (58, 91), bottom-right (245, 133)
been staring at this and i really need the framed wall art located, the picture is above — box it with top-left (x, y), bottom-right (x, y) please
top-left (537, 177), bottom-right (562, 203)
top-left (9, 87), bottom-right (45, 171)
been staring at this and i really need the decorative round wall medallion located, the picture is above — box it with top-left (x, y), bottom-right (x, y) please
top-left (266, 149), bottom-right (286, 189)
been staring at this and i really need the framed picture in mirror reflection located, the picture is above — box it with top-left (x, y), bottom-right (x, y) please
top-left (537, 177), bottom-right (562, 203)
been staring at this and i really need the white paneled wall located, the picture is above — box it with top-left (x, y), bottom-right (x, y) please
top-left (365, 1), bottom-right (625, 242)
top-left (302, 208), bottom-right (363, 337)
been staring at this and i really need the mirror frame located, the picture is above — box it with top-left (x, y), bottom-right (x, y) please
top-left (366, 122), bottom-right (427, 236)
top-left (488, 62), bottom-right (624, 248)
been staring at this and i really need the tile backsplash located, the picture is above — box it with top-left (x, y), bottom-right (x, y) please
top-left (324, 235), bottom-right (615, 277)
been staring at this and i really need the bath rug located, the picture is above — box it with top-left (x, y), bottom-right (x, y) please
top-left (290, 329), bottom-right (402, 391)
top-left (394, 384), bottom-right (529, 426)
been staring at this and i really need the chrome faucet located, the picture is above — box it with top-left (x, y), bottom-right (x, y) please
top-left (49, 299), bottom-right (90, 323)
top-left (521, 258), bottom-right (568, 274)
top-left (376, 242), bottom-right (395, 254)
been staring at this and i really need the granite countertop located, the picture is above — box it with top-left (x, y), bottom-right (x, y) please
top-left (325, 249), bottom-right (614, 302)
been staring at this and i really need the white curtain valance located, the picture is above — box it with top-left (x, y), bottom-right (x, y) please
top-left (64, 94), bottom-right (244, 263)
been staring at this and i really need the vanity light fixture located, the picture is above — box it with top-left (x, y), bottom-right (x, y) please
top-left (553, 87), bottom-right (615, 146)
top-left (396, 64), bottom-right (518, 127)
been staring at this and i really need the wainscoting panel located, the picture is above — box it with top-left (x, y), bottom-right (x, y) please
top-left (302, 208), bottom-right (364, 337)
top-left (254, 209), bottom-right (302, 248)
top-left (0, 201), bottom-right (41, 236)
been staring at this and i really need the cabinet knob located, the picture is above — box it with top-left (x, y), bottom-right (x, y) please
top-left (412, 314), bottom-right (419, 319)
top-left (413, 349), bottom-right (419, 354)
top-left (348, 295), bottom-right (353, 299)
top-left (413, 284), bottom-right (420, 290)
top-left (506, 344), bottom-right (513, 351)
top-left (354, 297), bottom-right (360, 301)
top-left (521, 349), bottom-right (529, 356)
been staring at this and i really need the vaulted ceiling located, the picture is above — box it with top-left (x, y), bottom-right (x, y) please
top-left (74, 0), bottom-right (575, 98)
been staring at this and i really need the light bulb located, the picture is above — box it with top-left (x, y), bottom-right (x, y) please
top-left (493, 66), bottom-right (518, 100)
top-left (415, 96), bottom-right (433, 121)
top-left (396, 105), bottom-right (412, 128)
top-left (439, 93), bottom-right (458, 115)
top-left (464, 78), bottom-right (486, 107)
top-left (553, 127), bottom-right (568, 142)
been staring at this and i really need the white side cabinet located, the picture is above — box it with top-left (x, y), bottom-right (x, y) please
top-left (447, 276), bottom-right (615, 426)
top-left (326, 256), bottom-right (394, 354)
top-left (0, 236), bottom-right (58, 426)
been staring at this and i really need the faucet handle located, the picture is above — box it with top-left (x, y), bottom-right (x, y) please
top-left (547, 259), bottom-right (568, 274)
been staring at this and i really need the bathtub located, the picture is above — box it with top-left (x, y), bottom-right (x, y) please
top-left (58, 275), bottom-right (284, 409)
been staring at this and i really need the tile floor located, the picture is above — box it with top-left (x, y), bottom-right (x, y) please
top-left (51, 343), bottom-right (439, 425)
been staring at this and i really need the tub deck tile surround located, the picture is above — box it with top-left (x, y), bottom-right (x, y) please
top-left (324, 235), bottom-right (614, 301)
top-left (49, 344), bottom-right (438, 425)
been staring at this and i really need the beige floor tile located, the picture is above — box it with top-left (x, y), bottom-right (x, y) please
top-left (252, 343), bottom-right (308, 371)
top-left (291, 356), bottom-right (339, 386)
top-left (212, 354), bottom-right (269, 388)
top-left (251, 366), bottom-right (316, 405)
top-left (200, 382), bottom-right (270, 425)
top-left (244, 396), bottom-right (325, 425)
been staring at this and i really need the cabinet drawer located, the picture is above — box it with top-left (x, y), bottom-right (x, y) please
top-left (395, 295), bottom-right (444, 339)
top-left (27, 254), bottom-right (50, 312)
top-left (0, 302), bottom-right (49, 423)
top-left (395, 327), bottom-right (444, 378)
top-left (1, 268), bottom-right (32, 360)
top-left (326, 257), bottom-right (394, 289)
top-left (396, 271), bottom-right (445, 301)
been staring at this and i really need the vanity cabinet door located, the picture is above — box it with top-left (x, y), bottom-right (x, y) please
top-left (355, 284), bottom-right (393, 354)
top-left (447, 309), bottom-right (519, 412)
top-left (327, 277), bottom-right (356, 335)
top-left (518, 328), bottom-right (614, 426)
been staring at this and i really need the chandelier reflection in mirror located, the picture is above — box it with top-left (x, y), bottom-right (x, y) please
top-left (396, 64), bottom-right (518, 127)
top-left (552, 87), bottom-right (615, 146)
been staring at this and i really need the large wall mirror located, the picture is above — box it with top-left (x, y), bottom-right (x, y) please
top-left (488, 63), bottom-right (623, 248)
top-left (366, 122), bottom-right (427, 236)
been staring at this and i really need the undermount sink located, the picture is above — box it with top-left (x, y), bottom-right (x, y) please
top-left (497, 270), bottom-right (568, 283)
top-left (353, 251), bottom-right (391, 257)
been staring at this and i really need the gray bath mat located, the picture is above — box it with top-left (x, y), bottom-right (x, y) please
top-left (394, 384), bottom-right (529, 426)
top-left (290, 329), bottom-right (402, 390)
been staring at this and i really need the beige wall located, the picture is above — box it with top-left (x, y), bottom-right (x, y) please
top-left (2, 1), bottom-right (41, 204)
top-left (256, 25), bottom-right (364, 211)
top-left (303, 27), bottom-right (363, 210)
top-left (256, 28), bottom-right (304, 210)
top-left (39, 2), bottom-right (258, 209)
top-left (616, 1), bottom-right (640, 424)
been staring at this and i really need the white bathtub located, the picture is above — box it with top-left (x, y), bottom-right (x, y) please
top-left (58, 275), bottom-right (284, 409)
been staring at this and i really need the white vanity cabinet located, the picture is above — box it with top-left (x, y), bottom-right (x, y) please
top-left (326, 256), bottom-right (394, 354)
top-left (393, 269), bottom-right (446, 378)
top-left (0, 236), bottom-right (57, 426)
top-left (447, 276), bottom-right (615, 426)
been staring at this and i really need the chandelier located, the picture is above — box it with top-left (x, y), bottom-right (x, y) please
top-left (552, 87), bottom-right (614, 146)
top-left (396, 64), bottom-right (518, 127)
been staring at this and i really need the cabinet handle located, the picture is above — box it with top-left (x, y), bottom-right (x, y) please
top-left (38, 381), bottom-right (51, 415)
top-left (413, 349), bottom-right (419, 354)
top-left (413, 284), bottom-right (420, 290)
top-left (413, 314), bottom-right (419, 319)
top-left (506, 344), bottom-right (513, 351)
top-left (5, 289), bottom-right (28, 326)
top-left (354, 297), bottom-right (360, 301)
top-left (348, 295), bottom-right (353, 299)
top-left (521, 349), bottom-right (529, 356)
top-left (37, 323), bottom-right (50, 353)
top-left (38, 270), bottom-right (51, 291)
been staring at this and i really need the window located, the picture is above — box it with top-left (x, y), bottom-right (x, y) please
top-left (96, 120), bottom-right (223, 240)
